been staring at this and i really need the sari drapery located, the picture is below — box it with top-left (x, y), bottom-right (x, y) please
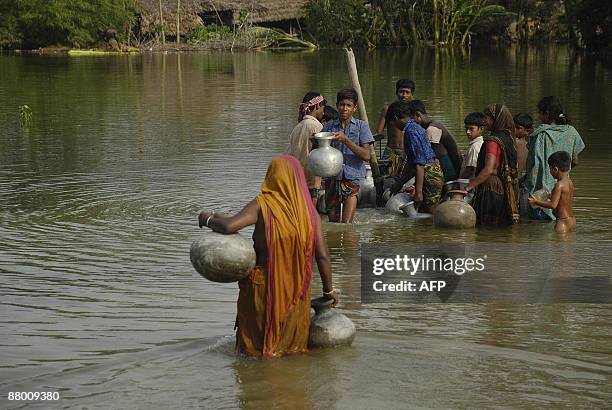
top-left (473, 104), bottom-right (520, 226)
top-left (236, 155), bottom-right (318, 358)
top-left (473, 133), bottom-right (520, 225)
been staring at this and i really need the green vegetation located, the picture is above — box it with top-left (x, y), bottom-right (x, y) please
top-left (19, 105), bottom-right (32, 127)
top-left (304, 0), bottom-right (612, 52)
top-left (0, 0), bottom-right (140, 49)
top-left (564, 0), bottom-right (612, 52)
top-left (188, 24), bottom-right (232, 44)
top-left (304, 0), bottom-right (511, 48)
top-left (0, 0), bottom-right (608, 53)
top-left (187, 21), bottom-right (316, 50)
top-left (240, 27), bottom-right (317, 50)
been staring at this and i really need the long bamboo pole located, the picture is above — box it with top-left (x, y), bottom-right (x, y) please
top-left (159, 0), bottom-right (165, 45)
top-left (176, 0), bottom-right (181, 44)
top-left (344, 48), bottom-right (380, 180)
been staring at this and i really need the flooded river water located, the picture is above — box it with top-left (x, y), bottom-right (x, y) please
top-left (1, 47), bottom-right (611, 408)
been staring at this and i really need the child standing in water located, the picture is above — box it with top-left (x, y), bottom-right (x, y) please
top-left (460, 112), bottom-right (486, 180)
top-left (514, 112), bottom-right (533, 219)
top-left (528, 151), bottom-right (576, 233)
top-left (322, 89), bottom-right (374, 223)
top-left (513, 113), bottom-right (533, 178)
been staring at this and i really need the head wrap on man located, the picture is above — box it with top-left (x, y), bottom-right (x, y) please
top-left (298, 95), bottom-right (325, 119)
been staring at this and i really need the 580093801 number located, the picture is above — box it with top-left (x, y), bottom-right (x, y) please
top-left (8, 392), bottom-right (60, 401)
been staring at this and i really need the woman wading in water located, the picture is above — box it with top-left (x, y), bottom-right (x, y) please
top-left (198, 155), bottom-right (338, 358)
top-left (465, 103), bottom-right (520, 226)
top-left (524, 96), bottom-right (585, 221)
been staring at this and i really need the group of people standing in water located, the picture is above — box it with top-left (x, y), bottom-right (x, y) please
top-left (197, 79), bottom-right (585, 359)
top-left (289, 79), bottom-right (585, 233)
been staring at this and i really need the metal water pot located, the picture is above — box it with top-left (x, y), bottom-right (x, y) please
top-left (442, 179), bottom-right (471, 203)
top-left (190, 232), bottom-right (256, 282)
top-left (308, 132), bottom-right (343, 177)
top-left (433, 190), bottom-right (476, 228)
top-left (400, 201), bottom-right (432, 219)
top-left (385, 192), bottom-right (413, 214)
top-left (357, 164), bottom-right (376, 208)
top-left (308, 297), bottom-right (355, 348)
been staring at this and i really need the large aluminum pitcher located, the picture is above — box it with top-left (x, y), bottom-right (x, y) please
top-left (308, 132), bottom-right (343, 177)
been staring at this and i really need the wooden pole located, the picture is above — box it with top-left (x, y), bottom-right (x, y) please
top-left (344, 48), bottom-right (380, 179)
top-left (176, 0), bottom-right (181, 44)
top-left (159, 0), bottom-right (165, 45)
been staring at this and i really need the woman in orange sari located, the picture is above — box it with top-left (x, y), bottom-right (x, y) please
top-left (198, 155), bottom-right (338, 358)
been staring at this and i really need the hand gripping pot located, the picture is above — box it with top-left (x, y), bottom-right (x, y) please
top-left (530, 189), bottom-right (551, 209)
top-left (308, 297), bottom-right (356, 348)
top-left (308, 132), bottom-right (343, 177)
top-left (190, 232), bottom-right (256, 282)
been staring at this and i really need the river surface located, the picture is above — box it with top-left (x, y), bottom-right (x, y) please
top-left (1, 47), bottom-right (611, 408)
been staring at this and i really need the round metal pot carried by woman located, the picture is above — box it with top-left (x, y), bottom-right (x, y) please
top-left (308, 132), bottom-right (343, 177)
top-left (190, 232), bottom-right (256, 283)
top-left (433, 190), bottom-right (477, 228)
top-left (308, 297), bottom-right (355, 348)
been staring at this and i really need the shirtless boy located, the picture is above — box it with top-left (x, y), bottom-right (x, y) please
top-left (376, 79), bottom-right (415, 176)
top-left (528, 151), bottom-right (576, 233)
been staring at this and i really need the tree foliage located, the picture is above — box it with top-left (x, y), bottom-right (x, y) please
top-left (304, 0), bottom-right (512, 48)
top-left (303, 0), bottom-right (383, 48)
top-left (0, 0), bottom-right (140, 49)
top-left (564, 0), bottom-right (612, 51)
top-left (304, 0), bottom-right (611, 51)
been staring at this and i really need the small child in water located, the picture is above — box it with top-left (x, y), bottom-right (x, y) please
top-left (528, 151), bottom-right (576, 233)
top-left (513, 113), bottom-right (533, 178)
top-left (460, 112), bottom-right (485, 180)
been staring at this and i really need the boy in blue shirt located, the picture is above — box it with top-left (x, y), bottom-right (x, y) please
top-left (387, 101), bottom-right (444, 213)
top-left (322, 89), bottom-right (374, 223)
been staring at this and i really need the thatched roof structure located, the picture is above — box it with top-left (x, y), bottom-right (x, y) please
top-left (138, 0), bottom-right (309, 36)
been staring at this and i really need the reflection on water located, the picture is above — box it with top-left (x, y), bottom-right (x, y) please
top-left (0, 47), bottom-right (611, 407)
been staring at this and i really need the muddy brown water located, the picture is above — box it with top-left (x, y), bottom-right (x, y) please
top-left (1, 47), bottom-right (611, 408)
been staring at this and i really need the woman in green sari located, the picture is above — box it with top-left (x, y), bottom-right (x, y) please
top-left (524, 96), bottom-right (585, 220)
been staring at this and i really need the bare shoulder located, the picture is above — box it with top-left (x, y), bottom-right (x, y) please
top-left (556, 178), bottom-right (573, 193)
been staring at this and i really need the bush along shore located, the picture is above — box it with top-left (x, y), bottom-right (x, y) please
top-left (0, 0), bottom-right (609, 55)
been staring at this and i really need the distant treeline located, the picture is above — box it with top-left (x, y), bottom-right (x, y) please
top-left (0, 0), bottom-right (610, 54)
top-left (0, 0), bottom-right (140, 49)
top-left (304, 0), bottom-right (612, 51)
